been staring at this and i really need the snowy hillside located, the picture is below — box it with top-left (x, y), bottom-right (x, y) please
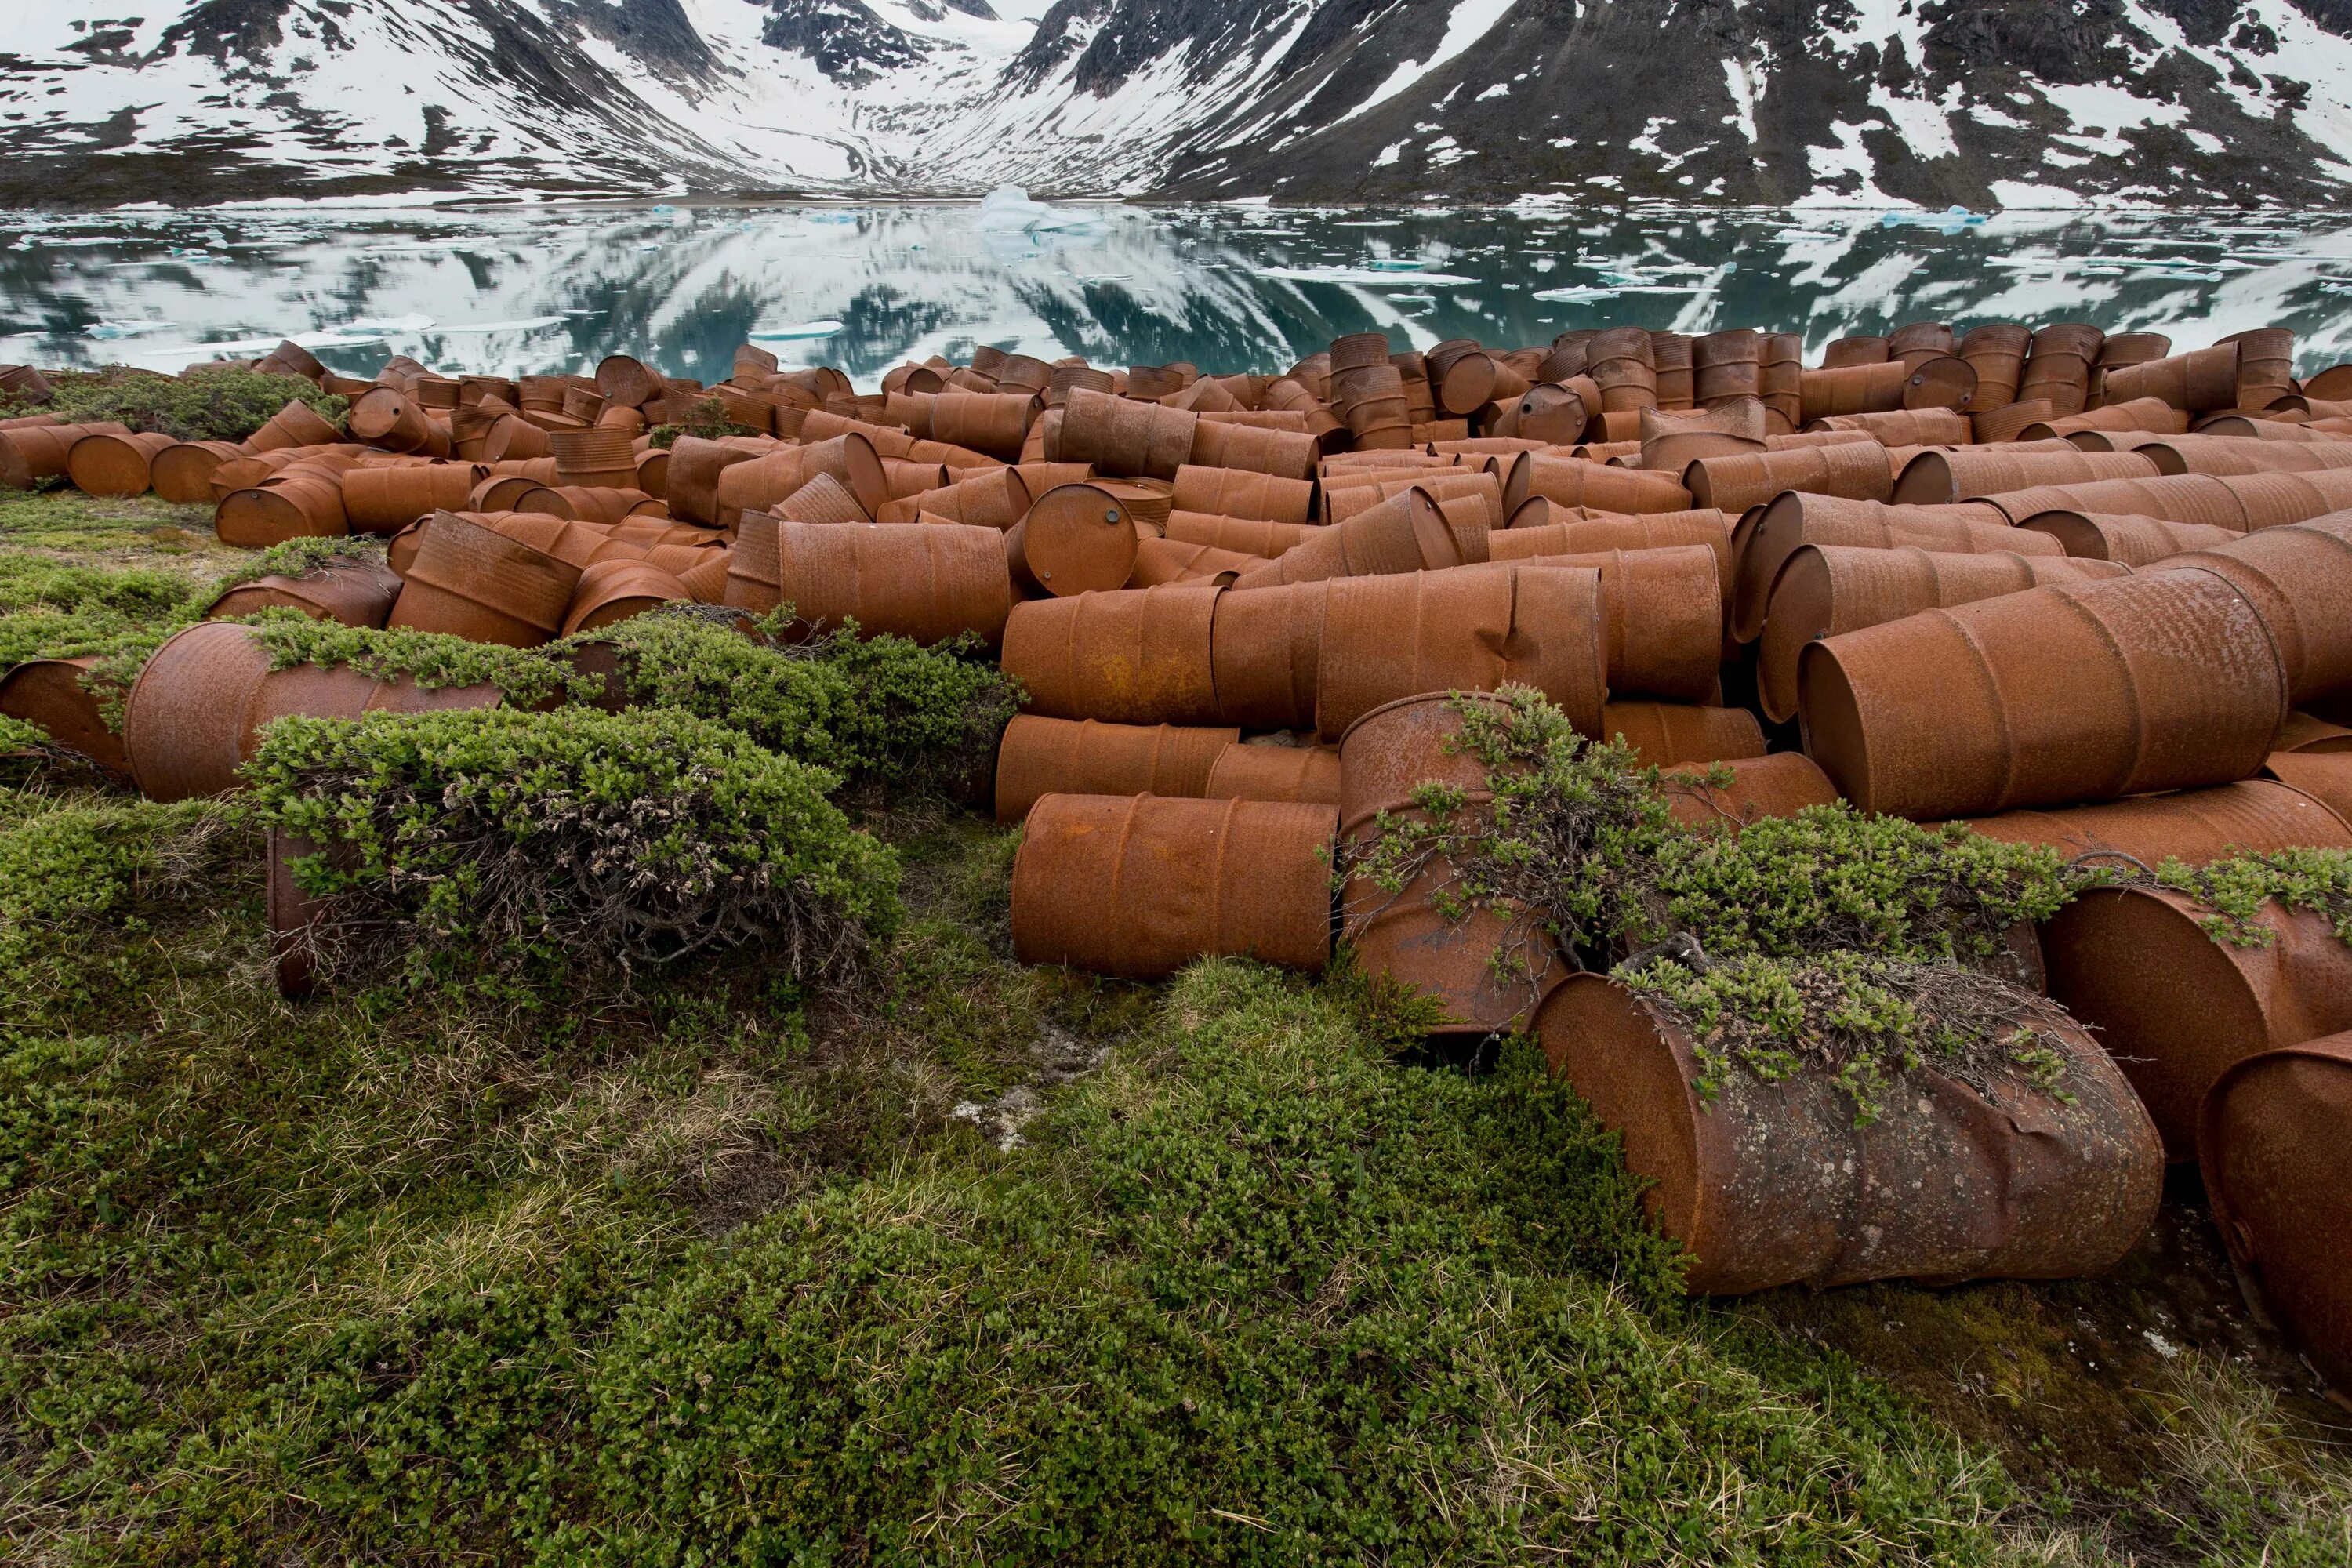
top-left (8, 0), bottom-right (2352, 208)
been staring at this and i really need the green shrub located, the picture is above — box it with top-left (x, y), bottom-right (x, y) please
top-left (30, 365), bottom-right (347, 443)
top-left (2150, 847), bottom-right (2352, 947)
top-left (245, 706), bottom-right (902, 977)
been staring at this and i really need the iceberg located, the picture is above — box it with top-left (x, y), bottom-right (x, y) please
top-left (975, 187), bottom-right (1106, 234)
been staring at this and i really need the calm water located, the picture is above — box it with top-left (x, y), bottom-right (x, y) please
top-left (8, 201), bottom-right (2352, 389)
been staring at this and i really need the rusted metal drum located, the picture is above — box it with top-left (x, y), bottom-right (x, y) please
top-left (342, 463), bottom-right (482, 532)
top-left (2134, 434), bottom-right (2352, 477)
top-left (348, 388), bottom-right (452, 459)
top-left (993, 715), bottom-right (1239, 822)
top-left (2220, 327), bottom-right (2296, 410)
top-left (1810, 407), bottom-right (1971, 445)
top-left (1339, 692), bottom-right (1563, 1035)
top-left (1958, 322), bottom-right (2031, 408)
top-left (386, 511), bottom-right (583, 647)
top-left (1189, 419), bottom-right (1317, 481)
top-left (1316, 564), bottom-right (1608, 741)
top-left (1210, 581), bottom-right (1327, 730)
top-left (1005, 483), bottom-right (1138, 597)
top-left (1330, 361), bottom-right (1416, 448)
top-left (1650, 331), bottom-right (1695, 408)
top-left (661, 435), bottom-right (773, 527)
top-left (1958, 779), bottom-right (2352, 866)
top-left (1798, 362), bottom-right (1907, 421)
top-left (2015, 510), bottom-right (2240, 565)
top-left (593, 354), bottom-right (665, 408)
top-left (1002, 583), bottom-right (1221, 726)
top-left (2, 419), bottom-right (130, 488)
top-left (2025, 397), bottom-right (2192, 442)
top-left (1797, 570), bottom-right (2287, 821)
top-left (1891, 447), bottom-right (2159, 505)
top-left (759, 473), bottom-right (867, 525)
top-left (1171, 464), bottom-right (1312, 524)
top-left (550, 428), bottom-right (640, 489)
top-left (151, 440), bottom-right (247, 504)
top-left (1757, 333), bottom-right (1804, 433)
top-left (1011, 793), bottom-right (1336, 978)
top-left (246, 398), bottom-right (343, 453)
top-left (1501, 381), bottom-right (1592, 445)
top-left (1516, 545), bottom-right (1721, 702)
top-left (216, 467), bottom-right (353, 546)
top-left (2100, 345), bottom-right (2245, 413)
top-left (1166, 511), bottom-right (1316, 557)
top-left (1639, 401), bottom-right (1767, 471)
top-left (727, 517), bottom-right (1012, 648)
top-left (2199, 1032), bottom-right (2352, 1397)
top-left (1125, 535), bottom-right (1260, 588)
top-left (2161, 518), bottom-right (2352, 703)
top-left (560, 560), bottom-right (688, 634)
top-left (1204, 741), bottom-right (1342, 804)
top-left (929, 391), bottom-right (1037, 463)
top-left (0, 656), bottom-right (130, 775)
top-left (879, 466), bottom-right (1028, 528)
top-left (122, 622), bottom-right (499, 802)
top-left (264, 827), bottom-right (341, 999)
top-left (1508, 452), bottom-right (1691, 515)
top-left (1230, 488), bottom-right (1461, 590)
top-left (1053, 388), bottom-right (1198, 480)
top-left (1491, 506), bottom-right (1733, 596)
top-left (2019, 325), bottom-right (2106, 417)
top-left (1757, 545), bottom-right (2132, 722)
top-left (712, 435), bottom-right (887, 531)
top-left (65, 429), bottom-right (175, 496)
top-left (1682, 442), bottom-right (1893, 514)
top-left (1730, 494), bottom-right (2055, 642)
top-left (1427, 341), bottom-right (1501, 415)
top-left (1532, 974), bottom-right (2161, 1294)
top-left (1594, 701), bottom-right (1765, 766)
top-left (1821, 336), bottom-right (1890, 368)
top-left (205, 557), bottom-right (401, 627)
top-left (1975, 474), bottom-right (2247, 529)
top-left (2045, 887), bottom-right (2352, 1158)
top-left (1660, 753), bottom-right (1840, 832)
top-left (1692, 329), bottom-right (1761, 405)
top-left (1973, 399), bottom-right (2056, 444)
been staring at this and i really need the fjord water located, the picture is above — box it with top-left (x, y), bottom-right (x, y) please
top-left (8, 200), bottom-right (2352, 387)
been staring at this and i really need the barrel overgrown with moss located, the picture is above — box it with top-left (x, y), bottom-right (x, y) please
top-left (246, 706), bottom-right (902, 979)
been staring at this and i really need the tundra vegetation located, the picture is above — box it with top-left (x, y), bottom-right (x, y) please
top-left (2, 474), bottom-right (2348, 1564)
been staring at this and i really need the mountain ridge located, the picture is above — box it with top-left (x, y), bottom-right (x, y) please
top-left (8, 0), bottom-right (2352, 209)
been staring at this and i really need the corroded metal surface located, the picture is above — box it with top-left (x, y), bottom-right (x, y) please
top-left (1001, 583), bottom-right (1223, 725)
top-left (993, 716), bottom-right (1240, 823)
top-left (1595, 702), bottom-right (1766, 766)
top-left (1533, 974), bottom-right (2161, 1294)
top-left (387, 511), bottom-right (583, 647)
top-left (0, 656), bottom-right (131, 775)
top-left (1958, 781), bottom-right (2352, 868)
top-left (1661, 753), bottom-right (1840, 833)
top-left (1005, 483), bottom-right (1139, 597)
top-left (204, 557), bottom-right (402, 628)
top-left (1730, 493), bottom-right (2045, 642)
top-left (1011, 793), bottom-right (1336, 978)
top-left (1203, 741), bottom-right (1343, 804)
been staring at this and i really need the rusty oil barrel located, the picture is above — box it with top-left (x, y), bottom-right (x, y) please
top-left (1339, 692), bottom-right (1563, 1035)
top-left (2199, 1032), bottom-right (2352, 1399)
top-left (993, 715), bottom-right (1239, 822)
top-left (2, 420), bottom-right (134, 488)
top-left (1166, 511), bottom-right (1318, 558)
top-left (342, 463), bottom-right (482, 532)
top-left (1125, 535), bottom-right (1261, 588)
top-left (122, 622), bottom-right (499, 802)
top-left (2018, 324), bottom-right (2106, 417)
top-left (2220, 327), bottom-right (2297, 410)
top-left (2160, 517), bottom-right (2352, 704)
top-left (1730, 494), bottom-right (2054, 642)
top-left (1796, 569), bottom-right (2287, 821)
top-left (929, 391), bottom-right (1038, 463)
top-left (1594, 701), bottom-right (1765, 766)
top-left (1757, 544), bottom-right (2132, 722)
top-left (2015, 510), bottom-right (2241, 565)
top-left (204, 557), bottom-right (401, 627)
top-left (1972, 399), bottom-right (2056, 445)
top-left (1532, 974), bottom-right (2160, 1294)
top-left (1511, 546), bottom-right (1721, 703)
top-left (1958, 322), bottom-right (2031, 408)
top-left (0, 656), bottom-right (131, 775)
top-left (1316, 564), bottom-right (1608, 741)
top-left (1011, 793), bottom-right (1336, 978)
top-left (560, 560), bottom-right (688, 635)
top-left (1229, 488), bottom-right (1461, 590)
top-left (1660, 753), bottom-right (1840, 833)
top-left (150, 440), bottom-right (247, 504)
top-left (1170, 464), bottom-right (1313, 524)
top-left (1189, 419), bottom-right (1317, 481)
top-left (2100, 345), bottom-right (2245, 413)
top-left (347, 388), bottom-right (451, 459)
top-left (245, 398), bottom-right (344, 453)
top-left (1692, 329), bottom-right (1761, 405)
top-left (385, 511), bottom-right (582, 647)
top-left (1890, 446), bottom-right (2160, 505)
top-left (1203, 741), bottom-right (1342, 804)
top-left (1682, 441), bottom-right (1893, 514)
top-left (1957, 779), bottom-right (2352, 867)
top-left (1210, 580), bottom-right (1327, 730)
top-left (728, 517), bottom-right (1012, 648)
top-left (2045, 887), bottom-right (2352, 1158)
top-left (1506, 452), bottom-right (1691, 516)
top-left (1053, 387), bottom-right (1198, 479)
top-left (1001, 582), bottom-right (1221, 726)
top-left (65, 429), bottom-right (176, 496)
top-left (880, 466), bottom-right (1029, 529)
top-left (1005, 483), bottom-right (1138, 597)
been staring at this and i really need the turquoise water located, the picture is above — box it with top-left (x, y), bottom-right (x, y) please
top-left (6, 201), bottom-right (2352, 386)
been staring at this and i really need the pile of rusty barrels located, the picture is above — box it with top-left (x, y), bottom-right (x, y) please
top-left (5, 324), bottom-right (2352, 1378)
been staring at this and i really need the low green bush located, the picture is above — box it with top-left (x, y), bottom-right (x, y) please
top-left (645, 397), bottom-right (766, 448)
top-left (2149, 847), bottom-right (2352, 947)
top-left (11, 366), bottom-right (347, 443)
top-left (245, 706), bottom-right (902, 978)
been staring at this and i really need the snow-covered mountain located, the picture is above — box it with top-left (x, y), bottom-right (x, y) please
top-left (9, 0), bottom-right (2352, 209)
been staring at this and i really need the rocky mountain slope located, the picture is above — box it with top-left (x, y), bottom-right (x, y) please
top-left (7, 0), bottom-right (2352, 208)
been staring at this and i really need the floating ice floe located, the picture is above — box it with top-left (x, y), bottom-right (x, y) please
top-left (1258, 265), bottom-right (1478, 285)
top-left (1531, 285), bottom-right (1623, 303)
top-left (1880, 205), bottom-right (1988, 234)
top-left (976, 186), bottom-right (1106, 234)
top-left (343, 314), bottom-right (437, 333)
top-left (428, 317), bottom-right (566, 334)
top-left (85, 321), bottom-right (177, 340)
top-left (749, 320), bottom-right (847, 340)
